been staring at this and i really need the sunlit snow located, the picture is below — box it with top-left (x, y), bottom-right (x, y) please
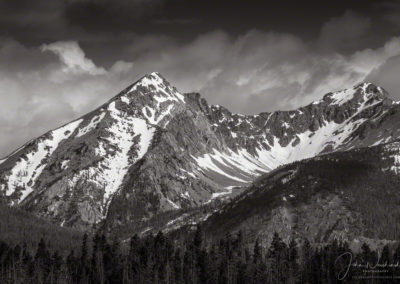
top-left (329, 88), bottom-right (355, 106)
top-left (95, 101), bottom-right (155, 204)
top-left (2, 119), bottom-right (82, 202)
top-left (193, 83), bottom-right (388, 189)
top-left (76, 112), bottom-right (105, 137)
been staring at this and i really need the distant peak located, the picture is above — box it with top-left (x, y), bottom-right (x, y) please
top-left (311, 82), bottom-right (390, 107)
top-left (354, 82), bottom-right (387, 95)
top-left (148, 71), bottom-right (163, 78)
top-left (357, 82), bottom-right (391, 101)
top-left (124, 72), bottom-right (168, 91)
top-left (111, 71), bottom-right (185, 105)
top-left (142, 71), bottom-right (166, 82)
top-left (130, 72), bottom-right (173, 90)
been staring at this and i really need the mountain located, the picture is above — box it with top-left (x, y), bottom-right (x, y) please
top-left (201, 139), bottom-right (400, 247)
top-left (1, 72), bottom-right (400, 235)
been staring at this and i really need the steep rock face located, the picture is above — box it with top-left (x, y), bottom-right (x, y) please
top-left (1, 73), bottom-right (400, 231)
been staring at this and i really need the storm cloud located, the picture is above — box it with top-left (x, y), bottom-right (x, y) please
top-left (1, 1), bottom-right (400, 157)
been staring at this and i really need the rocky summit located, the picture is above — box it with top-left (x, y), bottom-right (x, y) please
top-left (1, 72), bottom-right (400, 234)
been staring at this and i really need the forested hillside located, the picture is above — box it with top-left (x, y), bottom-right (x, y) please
top-left (1, 226), bottom-right (400, 283)
top-left (0, 204), bottom-right (85, 256)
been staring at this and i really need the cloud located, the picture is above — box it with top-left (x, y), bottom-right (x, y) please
top-left (366, 54), bottom-right (400, 99)
top-left (41, 41), bottom-right (106, 76)
top-left (119, 29), bottom-right (399, 113)
top-left (0, 0), bottom-right (69, 43)
top-left (64, 0), bottom-right (165, 32)
top-left (2, 28), bottom-right (400, 158)
top-left (380, 1), bottom-right (400, 27)
top-left (153, 18), bottom-right (200, 25)
top-left (0, 38), bottom-right (136, 157)
top-left (318, 11), bottom-right (371, 51)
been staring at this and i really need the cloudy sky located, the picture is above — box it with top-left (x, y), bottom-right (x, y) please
top-left (1, 0), bottom-right (400, 157)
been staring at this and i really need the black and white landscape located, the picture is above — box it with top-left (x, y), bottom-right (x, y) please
top-left (2, 0), bottom-right (400, 283)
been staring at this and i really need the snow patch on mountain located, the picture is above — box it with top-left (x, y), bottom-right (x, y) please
top-left (64, 99), bottom-right (157, 213)
top-left (194, 84), bottom-right (388, 186)
top-left (329, 88), bottom-right (355, 106)
top-left (192, 149), bottom-right (259, 183)
top-left (166, 198), bottom-right (180, 209)
top-left (206, 188), bottom-right (233, 204)
top-left (142, 104), bottom-right (175, 125)
top-left (2, 119), bottom-right (82, 202)
top-left (193, 118), bottom-right (359, 186)
top-left (61, 159), bottom-right (69, 170)
top-left (128, 72), bottom-right (185, 103)
top-left (120, 95), bottom-right (130, 104)
top-left (371, 137), bottom-right (392, 147)
top-left (97, 101), bottom-right (155, 204)
top-left (383, 142), bottom-right (400, 174)
top-left (76, 112), bottom-right (105, 137)
top-left (390, 154), bottom-right (400, 174)
top-left (180, 168), bottom-right (197, 178)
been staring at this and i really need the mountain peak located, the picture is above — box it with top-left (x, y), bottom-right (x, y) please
top-left (141, 71), bottom-right (166, 84)
top-left (139, 71), bottom-right (172, 86)
top-left (353, 82), bottom-right (391, 103)
top-left (130, 71), bottom-right (168, 91)
top-left (108, 72), bottom-right (185, 110)
top-left (147, 71), bottom-right (164, 78)
top-left (128, 72), bottom-right (184, 101)
top-left (312, 82), bottom-right (390, 107)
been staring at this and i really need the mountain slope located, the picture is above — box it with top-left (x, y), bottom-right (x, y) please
top-left (1, 73), bottom-right (400, 232)
top-left (201, 140), bottom-right (400, 246)
top-left (0, 203), bottom-right (84, 255)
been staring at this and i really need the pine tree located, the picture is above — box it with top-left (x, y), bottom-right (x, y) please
top-left (393, 242), bottom-right (400, 264)
top-left (103, 239), bottom-right (115, 283)
top-left (128, 234), bottom-right (140, 283)
top-left (183, 243), bottom-right (195, 284)
top-left (207, 244), bottom-right (219, 284)
top-left (360, 242), bottom-right (373, 265)
top-left (90, 233), bottom-right (100, 284)
top-left (287, 237), bottom-right (299, 284)
top-left (49, 251), bottom-right (63, 283)
top-left (267, 232), bottom-right (288, 283)
top-left (192, 226), bottom-right (208, 284)
top-left (233, 231), bottom-right (247, 284)
top-left (253, 237), bottom-right (262, 265)
top-left (173, 247), bottom-right (183, 284)
top-left (110, 238), bottom-right (123, 284)
top-left (381, 244), bottom-right (391, 265)
top-left (194, 225), bottom-right (203, 254)
top-left (252, 237), bottom-right (266, 284)
top-left (79, 233), bottom-right (88, 282)
top-left (66, 249), bottom-right (78, 283)
top-left (34, 238), bottom-right (50, 284)
top-left (22, 242), bottom-right (33, 279)
top-left (301, 238), bottom-right (312, 283)
top-left (139, 236), bottom-right (151, 282)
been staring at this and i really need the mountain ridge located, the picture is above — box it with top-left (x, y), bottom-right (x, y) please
top-left (0, 75), bottom-right (391, 162)
top-left (1, 72), bottom-right (400, 234)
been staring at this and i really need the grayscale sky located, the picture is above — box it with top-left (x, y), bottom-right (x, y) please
top-left (1, 0), bottom-right (400, 157)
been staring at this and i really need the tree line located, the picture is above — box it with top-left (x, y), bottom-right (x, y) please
top-left (1, 227), bottom-right (400, 283)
